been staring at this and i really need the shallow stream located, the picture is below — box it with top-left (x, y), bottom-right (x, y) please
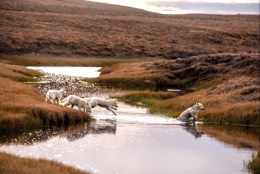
top-left (0, 67), bottom-right (258, 174)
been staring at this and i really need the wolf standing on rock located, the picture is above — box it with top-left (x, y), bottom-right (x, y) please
top-left (45, 89), bottom-right (66, 105)
top-left (177, 102), bottom-right (205, 124)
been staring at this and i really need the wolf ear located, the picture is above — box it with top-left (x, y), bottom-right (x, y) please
top-left (196, 102), bottom-right (198, 105)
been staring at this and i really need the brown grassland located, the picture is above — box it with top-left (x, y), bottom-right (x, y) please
top-left (0, 62), bottom-right (91, 133)
top-left (0, 0), bottom-right (259, 173)
top-left (0, 152), bottom-right (89, 174)
top-left (0, 0), bottom-right (259, 58)
top-left (0, 62), bottom-right (92, 174)
top-left (97, 53), bottom-right (260, 125)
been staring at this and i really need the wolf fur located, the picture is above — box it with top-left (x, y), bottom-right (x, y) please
top-left (62, 95), bottom-right (91, 113)
top-left (177, 102), bottom-right (205, 124)
top-left (45, 89), bottom-right (66, 105)
top-left (85, 97), bottom-right (118, 115)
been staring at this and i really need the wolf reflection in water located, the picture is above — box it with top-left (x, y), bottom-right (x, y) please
top-left (60, 120), bottom-right (117, 142)
top-left (60, 119), bottom-right (204, 142)
top-left (181, 124), bottom-right (204, 139)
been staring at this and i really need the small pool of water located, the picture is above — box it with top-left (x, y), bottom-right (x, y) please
top-left (27, 66), bottom-right (101, 78)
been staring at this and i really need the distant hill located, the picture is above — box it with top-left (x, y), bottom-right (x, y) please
top-left (0, 0), bottom-right (259, 58)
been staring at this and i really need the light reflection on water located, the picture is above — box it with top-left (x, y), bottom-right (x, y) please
top-left (3, 67), bottom-right (256, 173)
top-left (0, 104), bottom-right (257, 174)
top-left (27, 66), bottom-right (101, 78)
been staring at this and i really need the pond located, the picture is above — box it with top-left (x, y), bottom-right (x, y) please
top-left (27, 66), bottom-right (101, 78)
top-left (0, 67), bottom-right (259, 174)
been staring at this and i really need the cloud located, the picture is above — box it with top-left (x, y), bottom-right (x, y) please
top-left (146, 1), bottom-right (260, 14)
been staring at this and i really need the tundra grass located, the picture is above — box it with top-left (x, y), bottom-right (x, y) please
top-left (114, 79), bottom-right (260, 126)
top-left (87, 60), bottom-right (171, 90)
top-left (0, 152), bottom-right (89, 174)
top-left (114, 91), bottom-right (177, 107)
top-left (246, 152), bottom-right (260, 174)
top-left (0, 55), bottom-right (157, 67)
top-left (0, 62), bottom-right (91, 133)
top-left (1, 55), bottom-right (259, 126)
top-left (0, 62), bottom-right (43, 82)
top-left (1, 0), bottom-right (259, 58)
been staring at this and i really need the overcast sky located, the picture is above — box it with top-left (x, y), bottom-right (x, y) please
top-left (87, 0), bottom-right (259, 14)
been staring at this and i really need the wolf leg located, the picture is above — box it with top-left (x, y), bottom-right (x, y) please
top-left (107, 107), bottom-right (117, 115)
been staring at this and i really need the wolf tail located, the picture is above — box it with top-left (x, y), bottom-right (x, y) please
top-left (60, 97), bottom-right (67, 103)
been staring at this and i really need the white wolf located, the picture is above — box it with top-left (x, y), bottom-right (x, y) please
top-left (177, 102), bottom-right (205, 124)
top-left (85, 97), bottom-right (118, 115)
top-left (62, 95), bottom-right (91, 113)
top-left (45, 89), bottom-right (66, 105)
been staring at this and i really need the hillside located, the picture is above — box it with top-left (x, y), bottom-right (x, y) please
top-left (96, 52), bottom-right (260, 125)
top-left (0, 0), bottom-right (259, 58)
top-left (0, 0), bottom-right (259, 126)
top-left (0, 62), bottom-right (91, 132)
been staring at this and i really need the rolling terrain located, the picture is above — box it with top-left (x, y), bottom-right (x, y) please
top-left (0, 0), bottom-right (259, 125)
top-left (0, 1), bottom-right (259, 173)
top-left (0, 0), bottom-right (259, 58)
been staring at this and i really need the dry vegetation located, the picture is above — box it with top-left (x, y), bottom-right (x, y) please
top-left (0, 56), bottom-right (94, 174)
top-left (0, 54), bottom-right (147, 67)
top-left (1, 0), bottom-right (259, 173)
top-left (108, 53), bottom-right (260, 125)
top-left (93, 52), bottom-right (260, 88)
top-left (0, 0), bottom-right (259, 58)
top-left (0, 63), bottom-right (91, 133)
top-left (0, 0), bottom-right (259, 126)
top-left (0, 152), bottom-right (89, 174)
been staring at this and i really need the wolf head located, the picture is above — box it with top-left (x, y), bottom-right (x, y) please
top-left (84, 103), bottom-right (91, 113)
top-left (193, 102), bottom-right (205, 111)
top-left (60, 89), bottom-right (67, 97)
top-left (112, 99), bottom-right (118, 108)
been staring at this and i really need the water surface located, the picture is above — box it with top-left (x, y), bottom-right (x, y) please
top-left (1, 67), bottom-right (257, 174)
top-left (0, 103), bottom-right (257, 174)
top-left (27, 66), bottom-right (101, 78)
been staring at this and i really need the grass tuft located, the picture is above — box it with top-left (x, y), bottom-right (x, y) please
top-left (115, 76), bottom-right (260, 126)
top-left (246, 152), bottom-right (260, 174)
